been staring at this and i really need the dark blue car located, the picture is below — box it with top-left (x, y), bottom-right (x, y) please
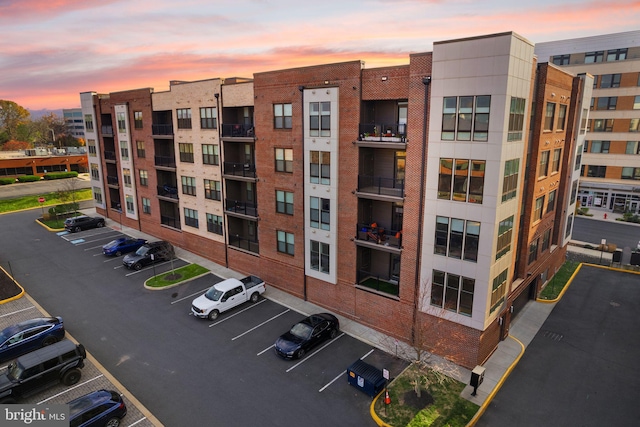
top-left (0, 317), bottom-right (65, 363)
top-left (102, 237), bottom-right (147, 257)
top-left (68, 389), bottom-right (127, 427)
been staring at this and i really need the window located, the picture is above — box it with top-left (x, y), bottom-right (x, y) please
top-left (202, 144), bottom-right (219, 165)
top-left (179, 143), bottom-right (194, 163)
top-left (88, 140), bottom-right (97, 157)
top-left (310, 240), bottom-right (329, 273)
top-left (496, 216), bottom-right (514, 260)
top-left (275, 148), bottom-right (293, 173)
top-left (206, 213), bottom-right (223, 235)
top-left (606, 48), bottom-right (627, 61)
top-left (134, 111), bottom-right (143, 129)
top-left (557, 104), bottom-right (567, 131)
top-left (576, 145), bottom-right (583, 171)
top-left (585, 51), bottom-right (604, 63)
top-left (597, 97), bottom-right (617, 110)
top-left (621, 167), bottom-right (640, 180)
top-left (136, 140), bottom-right (145, 158)
top-left (552, 148), bottom-right (561, 173)
top-left (274, 103), bottom-right (292, 129)
top-left (181, 176), bottom-right (196, 196)
top-left (438, 158), bottom-right (485, 203)
top-left (204, 179), bottom-right (221, 200)
top-left (626, 141), bottom-right (640, 154)
top-left (441, 95), bottom-right (490, 141)
top-left (200, 107), bottom-right (217, 129)
top-left (592, 119), bottom-right (614, 132)
top-left (309, 102), bottom-right (330, 137)
top-left (90, 164), bottom-right (99, 180)
top-left (438, 158), bottom-right (453, 199)
top-left (142, 197), bottom-right (151, 214)
top-left (122, 169), bottom-right (131, 187)
top-left (310, 151), bottom-right (330, 184)
top-left (587, 165), bottom-right (606, 178)
top-left (184, 208), bottom-right (198, 228)
top-left (120, 141), bottom-right (129, 161)
top-left (528, 239), bottom-right (539, 264)
top-left (430, 270), bottom-right (474, 316)
top-left (566, 214), bottom-right (574, 238)
top-left (490, 269), bottom-right (508, 312)
top-left (177, 108), bottom-right (192, 129)
top-left (84, 114), bottom-right (94, 132)
top-left (544, 102), bottom-right (555, 131)
top-left (630, 119), bottom-right (640, 133)
top-left (502, 159), bottom-right (520, 202)
top-left (547, 189), bottom-right (557, 214)
top-left (538, 150), bottom-right (550, 178)
top-left (117, 112), bottom-right (126, 132)
top-left (590, 141), bottom-right (610, 153)
top-left (125, 195), bottom-right (134, 214)
top-left (434, 216), bottom-right (479, 262)
top-left (139, 170), bottom-right (148, 186)
top-left (276, 190), bottom-right (294, 215)
top-left (468, 161), bottom-right (485, 204)
top-left (600, 74), bottom-right (621, 88)
top-left (552, 54), bottom-right (570, 65)
top-left (310, 197), bottom-right (330, 230)
top-left (541, 228), bottom-right (552, 252)
top-left (571, 180), bottom-right (578, 204)
top-left (93, 187), bottom-right (102, 204)
top-left (277, 231), bottom-right (294, 255)
top-left (581, 108), bottom-right (588, 134)
top-left (534, 196), bottom-right (545, 222)
top-left (508, 97), bottom-right (526, 141)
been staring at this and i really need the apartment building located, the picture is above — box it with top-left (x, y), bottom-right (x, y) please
top-left (535, 30), bottom-right (640, 214)
top-left (63, 108), bottom-right (85, 140)
top-left (80, 31), bottom-right (588, 368)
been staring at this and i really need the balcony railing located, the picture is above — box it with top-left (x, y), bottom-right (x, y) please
top-left (104, 151), bottom-right (116, 161)
top-left (358, 123), bottom-right (406, 142)
top-left (357, 176), bottom-right (404, 197)
top-left (228, 234), bottom-right (259, 254)
top-left (155, 156), bottom-right (176, 168)
top-left (101, 125), bottom-right (114, 136)
top-left (224, 161), bottom-right (256, 178)
top-left (152, 123), bottom-right (174, 135)
top-left (161, 215), bottom-right (180, 229)
top-left (157, 185), bottom-right (179, 200)
top-left (225, 199), bottom-right (258, 217)
top-left (356, 223), bottom-right (402, 248)
top-left (221, 124), bottom-right (254, 138)
top-left (106, 175), bottom-right (119, 186)
top-left (357, 270), bottom-right (399, 296)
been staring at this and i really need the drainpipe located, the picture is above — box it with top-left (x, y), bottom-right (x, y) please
top-left (299, 85), bottom-right (307, 301)
top-left (411, 76), bottom-right (431, 344)
top-left (215, 91), bottom-right (228, 268)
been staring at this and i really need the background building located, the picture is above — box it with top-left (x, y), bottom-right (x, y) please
top-left (63, 108), bottom-right (85, 140)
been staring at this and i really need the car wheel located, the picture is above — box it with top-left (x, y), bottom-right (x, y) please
top-left (105, 417), bottom-right (120, 427)
top-left (329, 328), bottom-right (338, 339)
top-left (62, 368), bottom-right (81, 386)
top-left (97, 221), bottom-right (105, 228)
top-left (296, 348), bottom-right (305, 359)
top-left (74, 226), bottom-right (81, 232)
top-left (208, 310), bottom-right (219, 321)
top-left (250, 292), bottom-right (260, 303)
top-left (133, 263), bottom-right (142, 271)
top-left (115, 251), bottom-right (122, 257)
top-left (43, 336), bottom-right (58, 346)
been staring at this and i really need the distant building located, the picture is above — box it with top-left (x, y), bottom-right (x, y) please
top-left (536, 30), bottom-right (640, 215)
top-left (63, 108), bottom-right (85, 140)
top-left (0, 148), bottom-right (88, 178)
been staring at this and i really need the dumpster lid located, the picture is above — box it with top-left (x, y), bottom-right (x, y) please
top-left (348, 359), bottom-right (384, 383)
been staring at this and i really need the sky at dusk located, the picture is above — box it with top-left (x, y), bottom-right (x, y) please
top-left (2, 0), bottom-right (640, 111)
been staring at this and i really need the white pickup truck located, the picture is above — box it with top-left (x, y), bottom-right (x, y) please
top-left (191, 275), bottom-right (266, 320)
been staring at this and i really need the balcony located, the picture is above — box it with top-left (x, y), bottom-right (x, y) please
top-left (228, 234), bottom-right (259, 254)
top-left (155, 155), bottom-right (176, 168)
top-left (157, 185), bottom-right (179, 200)
top-left (225, 198), bottom-right (258, 218)
top-left (152, 123), bottom-right (173, 136)
top-left (221, 124), bottom-right (254, 138)
top-left (357, 175), bottom-right (404, 198)
top-left (101, 125), bottom-right (114, 136)
top-left (357, 270), bottom-right (400, 297)
top-left (106, 175), bottom-right (119, 186)
top-left (161, 215), bottom-right (180, 229)
top-left (104, 151), bottom-right (116, 161)
top-left (358, 123), bottom-right (406, 143)
top-left (355, 223), bottom-right (402, 250)
top-left (223, 161), bottom-right (256, 179)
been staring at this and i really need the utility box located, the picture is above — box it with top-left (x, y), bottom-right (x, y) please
top-left (470, 365), bottom-right (486, 396)
top-left (347, 359), bottom-right (386, 397)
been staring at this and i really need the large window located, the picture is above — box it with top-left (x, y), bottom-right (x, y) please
top-left (123, 169), bottom-right (131, 187)
top-left (181, 176), bottom-right (196, 196)
top-left (630, 119), bottom-right (640, 133)
top-left (587, 165), bottom-right (607, 178)
top-left (117, 112), bottom-right (126, 133)
top-left (276, 190), bottom-right (294, 215)
top-left (430, 270), bottom-right (474, 316)
top-left (184, 208), bottom-right (198, 228)
top-left (590, 141), bottom-right (610, 153)
top-left (84, 114), bottom-right (94, 132)
top-left (204, 179), bottom-right (221, 200)
top-left (544, 102), bottom-right (556, 131)
top-left (120, 141), bottom-right (129, 161)
top-left (625, 141), bottom-right (640, 154)
top-left (437, 158), bottom-right (485, 203)
top-left (552, 148), bottom-right (562, 173)
top-left (178, 143), bottom-right (194, 163)
top-left (596, 97), bottom-right (617, 110)
top-left (277, 231), bottom-right (294, 255)
top-left (557, 104), bottom-right (567, 131)
top-left (139, 170), bottom-right (148, 186)
top-left (310, 151), bottom-right (330, 184)
top-left (592, 119), bottom-right (614, 132)
top-left (547, 189), bottom-right (557, 214)
top-left (441, 95), bottom-right (490, 141)
top-left (177, 108), bottom-right (192, 129)
top-left (275, 148), bottom-right (293, 173)
top-left (496, 216), bottom-right (514, 260)
top-left (600, 74), bottom-right (621, 88)
top-left (125, 195), bottom-right (134, 214)
top-left (200, 107), bottom-right (217, 129)
top-left (534, 196), bottom-right (545, 222)
top-left (87, 140), bottom-right (96, 157)
top-left (585, 51), bottom-right (604, 63)
top-left (508, 97), bottom-right (526, 141)
top-left (142, 197), bottom-right (151, 214)
top-left (528, 238), bottom-right (539, 264)
top-left (552, 54), bottom-right (570, 65)
top-left (606, 48), bottom-right (627, 61)
top-left (490, 269), bottom-right (508, 313)
top-left (136, 140), bottom-right (145, 158)
top-left (434, 216), bottom-right (480, 262)
top-left (309, 102), bottom-right (331, 137)
top-left (541, 228), bottom-right (552, 252)
top-left (206, 213), bottom-right (223, 235)
top-left (502, 159), bottom-right (520, 202)
top-left (134, 111), bottom-right (143, 129)
top-left (202, 144), bottom-right (219, 165)
top-left (621, 167), bottom-right (640, 180)
top-left (310, 197), bottom-right (330, 230)
top-left (538, 150), bottom-right (550, 178)
top-left (310, 241), bottom-right (329, 273)
top-left (274, 103), bottom-right (292, 129)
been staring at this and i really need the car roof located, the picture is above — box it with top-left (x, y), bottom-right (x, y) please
top-left (68, 390), bottom-right (117, 416)
top-left (213, 278), bottom-right (243, 292)
top-left (1, 317), bottom-right (57, 336)
top-left (17, 339), bottom-right (78, 369)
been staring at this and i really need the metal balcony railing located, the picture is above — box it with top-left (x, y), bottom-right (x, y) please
top-left (225, 199), bottom-right (258, 217)
top-left (223, 161), bottom-right (256, 178)
top-left (358, 123), bottom-right (406, 142)
top-left (357, 176), bottom-right (404, 197)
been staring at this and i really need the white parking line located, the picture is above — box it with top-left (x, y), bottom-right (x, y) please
top-left (285, 333), bottom-right (345, 373)
top-left (170, 287), bottom-right (212, 305)
top-left (231, 309), bottom-right (290, 341)
top-left (0, 306), bottom-right (36, 318)
top-left (37, 374), bottom-right (104, 404)
top-left (208, 299), bottom-right (266, 326)
top-left (122, 260), bottom-right (176, 275)
top-left (257, 344), bottom-right (274, 356)
top-left (127, 417), bottom-right (148, 426)
top-left (318, 348), bottom-right (374, 392)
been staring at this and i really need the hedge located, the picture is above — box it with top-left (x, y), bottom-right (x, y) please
top-left (43, 171), bottom-right (79, 180)
top-left (0, 178), bottom-right (15, 185)
top-left (17, 175), bottom-right (41, 183)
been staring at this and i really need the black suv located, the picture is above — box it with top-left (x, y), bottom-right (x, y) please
top-left (68, 389), bottom-right (127, 427)
top-left (0, 339), bottom-right (86, 403)
top-left (122, 241), bottom-right (174, 270)
top-left (64, 215), bottom-right (106, 232)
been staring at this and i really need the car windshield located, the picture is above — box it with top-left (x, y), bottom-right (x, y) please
top-left (135, 246), bottom-right (150, 256)
top-left (290, 322), bottom-right (313, 340)
top-left (105, 240), bottom-right (119, 248)
top-left (204, 287), bottom-right (223, 301)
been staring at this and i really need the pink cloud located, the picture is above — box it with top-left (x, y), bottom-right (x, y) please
top-left (0, 0), bottom-right (122, 22)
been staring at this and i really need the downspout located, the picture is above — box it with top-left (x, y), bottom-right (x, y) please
top-left (411, 76), bottom-right (431, 344)
top-left (299, 85), bottom-right (307, 301)
top-left (215, 91), bottom-right (228, 268)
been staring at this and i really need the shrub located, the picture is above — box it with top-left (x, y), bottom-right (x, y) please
top-left (43, 171), bottom-right (79, 180)
top-left (17, 175), bottom-right (41, 182)
top-left (0, 177), bottom-right (15, 185)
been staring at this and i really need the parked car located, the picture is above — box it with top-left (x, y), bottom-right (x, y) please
top-left (191, 276), bottom-right (266, 320)
top-left (0, 317), bottom-right (65, 364)
top-left (102, 237), bottom-right (147, 257)
top-left (0, 339), bottom-right (86, 403)
top-left (122, 241), bottom-right (174, 270)
top-left (64, 215), bottom-right (106, 232)
top-left (274, 313), bottom-right (340, 359)
top-left (68, 389), bottom-right (127, 427)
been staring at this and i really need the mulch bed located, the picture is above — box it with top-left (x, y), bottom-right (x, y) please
top-left (401, 390), bottom-right (434, 409)
top-left (0, 269), bottom-right (22, 301)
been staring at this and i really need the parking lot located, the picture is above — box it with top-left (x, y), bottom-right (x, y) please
top-left (0, 209), bottom-right (409, 426)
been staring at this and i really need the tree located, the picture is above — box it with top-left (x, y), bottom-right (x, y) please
top-left (0, 100), bottom-right (31, 143)
top-left (31, 113), bottom-right (66, 146)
